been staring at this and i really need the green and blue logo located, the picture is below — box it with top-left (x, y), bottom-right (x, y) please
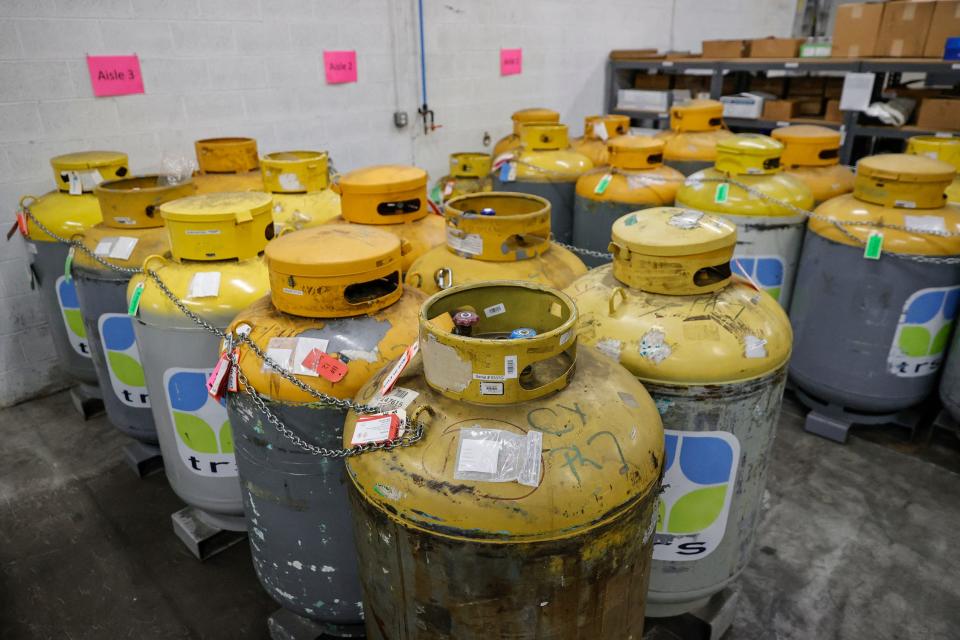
top-left (888, 285), bottom-right (960, 378)
top-left (98, 313), bottom-right (149, 407)
top-left (165, 368), bottom-right (236, 477)
top-left (653, 429), bottom-right (740, 562)
top-left (731, 256), bottom-right (784, 301)
top-left (56, 276), bottom-right (91, 358)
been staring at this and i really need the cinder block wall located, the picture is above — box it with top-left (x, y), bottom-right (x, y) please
top-left (0, 0), bottom-right (795, 406)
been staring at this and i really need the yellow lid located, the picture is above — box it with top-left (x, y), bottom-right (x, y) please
top-left (583, 114), bottom-right (630, 140)
top-left (511, 107), bottom-right (559, 134)
top-left (444, 192), bottom-right (551, 262)
top-left (337, 164), bottom-right (427, 195)
top-left (520, 123), bottom-right (569, 151)
top-left (715, 134), bottom-right (783, 176)
top-left (772, 125), bottom-right (841, 168)
top-left (608, 136), bottom-right (665, 170)
top-left (609, 208), bottom-right (735, 295)
top-left (261, 150), bottom-right (329, 193)
top-left (265, 224), bottom-right (403, 317)
top-left (907, 136), bottom-right (960, 172)
top-left (854, 154), bottom-right (955, 209)
top-left (670, 99), bottom-right (724, 132)
top-left (419, 281), bottom-right (577, 404)
top-left (334, 164), bottom-right (429, 225)
top-left (51, 151), bottom-right (129, 193)
top-left (160, 192), bottom-right (273, 261)
top-left (94, 175), bottom-right (196, 229)
top-left (449, 152), bottom-right (492, 179)
top-left (194, 137), bottom-right (259, 174)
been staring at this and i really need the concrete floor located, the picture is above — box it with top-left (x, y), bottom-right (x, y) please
top-left (1, 389), bottom-right (959, 640)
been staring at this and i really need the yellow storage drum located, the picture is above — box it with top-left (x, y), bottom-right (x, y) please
top-left (772, 125), bottom-right (854, 204)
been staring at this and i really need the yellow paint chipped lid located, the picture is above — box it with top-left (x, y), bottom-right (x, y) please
top-left (670, 99), bottom-right (724, 132)
top-left (449, 152), bottom-right (492, 178)
top-left (609, 208), bottom-right (736, 295)
top-left (336, 164), bottom-right (427, 195)
top-left (512, 107), bottom-right (559, 123)
top-left (907, 136), bottom-right (960, 171)
top-left (160, 191), bottom-right (272, 223)
top-left (772, 125), bottom-right (841, 167)
top-left (50, 151), bottom-right (129, 193)
top-left (195, 137), bottom-right (259, 173)
top-left (608, 136), bottom-right (665, 170)
top-left (261, 150), bottom-right (329, 193)
top-left (444, 192), bottom-right (551, 262)
top-left (94, 175), bottom-right (196, 229)
top-left (159, 191), bottom-right (273, 261)
top-left (855, 154), bottom-right (955, 209)
top-left (520, 123), bottom-right (569, 151)
top-left (716, 134), bottom-right (783, 175)
top-left (419, 281), bottom-right (577, 404)
top-left (583, 114), bottom-right (630, 139)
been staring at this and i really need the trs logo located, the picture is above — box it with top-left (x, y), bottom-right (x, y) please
top-left (164, 368), bottom-right (236, 477)
top-left (56, 276), bottom-right (91, 358)
top-left (98, 313), bottom-right (149, 407)
top-left (653, 430), bottom-right (740, 562)
top-left (731, 256), bottom-right (784, 302)
top-left (888, 285), bottom-right (960, 378)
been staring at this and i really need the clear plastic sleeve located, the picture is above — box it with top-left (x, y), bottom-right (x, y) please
top-left (454, 427), bottom-right (542, 487)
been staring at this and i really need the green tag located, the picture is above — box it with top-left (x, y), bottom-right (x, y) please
top-left (714, 183), bottom-right (729, 204)
top-left (128, 281), bottom-right (145, 316)
top-left (864, 231), bottom-right (883, 260)
top-left (624, 214), bottom-right (638, 226)
top-left (594, 173), bottom-right (613, 195)
top-left (429, 184), bottom-right (442, 204)
top-left (64, 246), bottom-right (74, 283)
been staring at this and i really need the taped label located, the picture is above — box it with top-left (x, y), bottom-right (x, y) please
top-left (484, 303), bottom-right (506, 317)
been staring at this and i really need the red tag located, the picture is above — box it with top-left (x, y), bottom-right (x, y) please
top-left (206, 352), bottom-right (231, 399)
top-left (351, 414), bottom-right (400, 446)
top-left (300, 347), bottom-right (325, 373)
top-left (18, 210), bottom-right (28, 237)
top-left (380, 341), bottom-right (419, 395)
top-left (315, 353), bottom-right (348, 382)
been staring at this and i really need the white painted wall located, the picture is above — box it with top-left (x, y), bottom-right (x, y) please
top-left (0, 0), bottom-right (795, 406)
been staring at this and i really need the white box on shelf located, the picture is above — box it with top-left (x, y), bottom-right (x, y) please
top-left (720, 93), bottom-right (769, 119)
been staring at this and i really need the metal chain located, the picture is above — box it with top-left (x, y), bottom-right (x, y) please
top-left (554, 239), bottom-right (613, 261)
top-left (20, 205), bottom-right (427, 458)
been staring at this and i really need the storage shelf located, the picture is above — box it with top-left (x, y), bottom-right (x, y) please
top-left (606, 56), bottom-right (960, 164)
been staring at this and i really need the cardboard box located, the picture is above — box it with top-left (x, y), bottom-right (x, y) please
top-left (787, 76), bottom-right (826, 97)
top-left (832, 3), bottom-right (886, 58)
top-left (824, 78), bottom-right (844, 99)
top-left (610, 49), bottom-right (660, 60)
top-left (749, 37), bottom-right (805, 58)
top-left (876, 1), bottom-right (935, 57)
top-left (752, 76), bottom-right (786, 97)
top-left (702, 39), bottom-right (750, 58)
top-left (923, 1), bottom-right (960, 58)
top-left (796, 98), bottom-right (826, 117)
top-left (634, 73), bottom-right (671, 90)
top-left (825, 99), bottom-right (842, 123)
top-left (762, 99), bottom-right (799, 121)
top-left (917, 97), bottom-right (960, 130)
top-left (721, 93), bottom-right (770, 119)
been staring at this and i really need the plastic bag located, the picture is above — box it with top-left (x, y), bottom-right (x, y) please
top-left (158, 152), bottom-right (198, 186)
top-left (454, 427), bottom-right (542, 487)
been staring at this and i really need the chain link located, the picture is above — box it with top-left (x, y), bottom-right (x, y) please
top-left (19, 205), bottom-right (428, 458)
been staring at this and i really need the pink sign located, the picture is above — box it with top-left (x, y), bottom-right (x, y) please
top-left (500, 48), bottom-right (522, 76)
top-left (324, 51), bottom-right (357, 84)
top-left (86, 55), bottom-right (144, 97)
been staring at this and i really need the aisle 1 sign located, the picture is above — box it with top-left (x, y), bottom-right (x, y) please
top-left (501, 48), bottom-right (522, 76)
top-left (87, 55), bottom-right (144, 97)
top-left (324, 50), bottom-right (358, 84)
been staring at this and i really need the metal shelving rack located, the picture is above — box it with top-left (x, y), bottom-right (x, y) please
top-left (605, 57), bottom-right (960, 165)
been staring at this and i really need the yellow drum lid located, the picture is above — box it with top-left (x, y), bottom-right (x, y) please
top-left (670, 99), bottom-right (724, 132)
top-left (715, 134), bottom-right (784, 175)
top-left (907, 136), bottom-right (960, 171)
top-left (160, 191), bottom-right (273, 260)
top-left (51, 151), bottom-right (129, 193)
top-left (94, 175), bottom-right (196, 229)
top-left (337, 164), bottom-right (427, 195)
top-left (609, 136), bottom-right (665, 170)
top-left (772, 125), bottom-right (842, 168)
top-left (583, 114), bottom-right (630, 139)
top-left (511, 107), bottom-right (559, 133)
top-left (520, 123), bottom-right (569, 151)
top-left (261, 150), bottom-right (329, 193)
top-left (443, 192), bottom-right (551, 262)
top-left (854, 154), bottom-right (955, 209)
top-left (449, 152), bottom-right (492, 178)
top-left (195, 137), bottom-right (259, 173)
top-left (419, 281), bottom-right (578, 404)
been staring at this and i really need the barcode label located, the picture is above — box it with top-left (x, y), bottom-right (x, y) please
top-left (375, 387), bottom-right (419, 411)
top-left (504, 355), bottom-right (517, 379)
top-left (484, 303), bottom-right (506, 317)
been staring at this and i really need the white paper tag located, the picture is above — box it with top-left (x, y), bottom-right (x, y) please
top-left (380, 341), bottom-right (419, 395)
top-left (375, 387), bottom-right (419, 412)
top-left (456, 439), bottom-right (501, 474)
top-left (745, 335), bottom-right (767, 359)
top-left (188, 272), bottom-right (221, 298)
top-left (504, 355), bottom-right (518, 379)
top-left (484, 303), bottom-right (506, 317)
top-left (87, 169), bottom-right (104, 187)
top-left (936, 132), bottom-right (954, 139)
top-left (479, 381), bottom-right (504, 395)
top-left (108, 237), bottom-right (138, 260)
top-left (593, 121), bottom-right (609, 140)
top-left (68, 171), bottom-right (82, 195)
top-left (560, 329), bottom-right (572, 345)
top-left (446, 228), bottom-right (483, 255)
top-left (904, 215), bottom-right (946, 233)
top-left (185, 229), bottom-right (221, 236)
top-left (351, 415), bottom-right (397, 445)
top-left (839, 72), bottom-right (875, 112)
top-left (113, 216), bottom-right (136, 225)
top-left (291, 337), bottom-right (330, 376)
top-left (895, 200), bottom-right (917, 209)
top-left (784, 62), bottom-right (799, 69)
top-left (264, 347), bottom-right (293, 372)
top-left (278, 172), bottom-right (304, 191)
top-left (94, 239), bottom-right (113, 256)
top-left (282, 287), bottom-right (304, 296)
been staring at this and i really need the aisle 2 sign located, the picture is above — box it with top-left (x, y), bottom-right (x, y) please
top-left (501, 48), bottom-right (522, 76)
top-left (324, 50), bottom-right (358, 84)
top-left (87, 55), bottom-right (144, 97)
